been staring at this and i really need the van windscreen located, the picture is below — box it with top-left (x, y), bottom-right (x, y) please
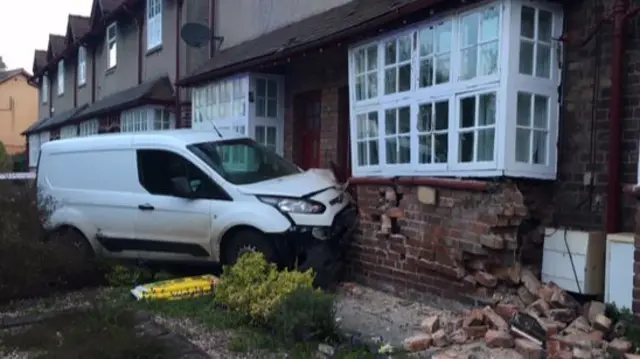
top-left (187, 138), bottom-right (301, 185)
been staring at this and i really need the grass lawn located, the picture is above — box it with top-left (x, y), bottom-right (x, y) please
top-left (0, 304), bottom-right (171, 359)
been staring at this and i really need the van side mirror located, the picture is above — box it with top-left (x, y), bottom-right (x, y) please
top-left (171, 177), bottom-right (194, 198)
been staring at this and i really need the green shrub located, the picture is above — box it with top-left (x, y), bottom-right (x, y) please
top-left (215, 251), bottom-right (315, 322)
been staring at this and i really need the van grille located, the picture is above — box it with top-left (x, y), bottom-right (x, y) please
top-left (331, 204), bottom-right (358, 237)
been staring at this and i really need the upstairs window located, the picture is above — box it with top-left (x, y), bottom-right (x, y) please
top-left (78, 46), bottom-right (87, 86)
top-left (57, 60), bottom-right (64, 95)
top-left (519, 6), bottom-right (553, 78)
top-left (146, 0), bottom-right (163, 50)
top-left (106, 22), bottom-right (117, 69)
top-left (41, 74), bottom-right (49, 104)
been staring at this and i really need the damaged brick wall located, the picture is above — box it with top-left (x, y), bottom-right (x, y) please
top-left (348, 181), bottom-right (553, 302)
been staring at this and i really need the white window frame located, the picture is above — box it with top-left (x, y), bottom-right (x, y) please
top-left (60, 125), bottom-right (78, 139)
top-left (41, 74), bottom-right (49, 104)
top-left (348, 0), bottom-right (562, 179)
top-left (79, 119), bottom-right (99, 136)
top-left (120, 106), bottom-right (176, 132)
top-left (106, 22), bottom-right (117, 69)
top-left (78, 46), bottom-right (87, 86)
top-left (146, 0), bottom-right (163, 50)
top-left (28, 134), bottom-right (40, 168)
top-left (57, 60), bottom-right (64, 95)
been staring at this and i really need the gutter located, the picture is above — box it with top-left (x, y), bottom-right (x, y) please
top-left (176, 0), bottom-right (446, 87)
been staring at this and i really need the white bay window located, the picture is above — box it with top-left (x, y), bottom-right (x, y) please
top-left (60, 125), bottom-right (78, 139)
top-left (120, 106), bottom-right (176, 132)
top-left (28, 135), bottom-right (40, 168)
top-left (348, 0), bottom-right (562, 179)
top-left (79, 119), bottom-right (99, 136)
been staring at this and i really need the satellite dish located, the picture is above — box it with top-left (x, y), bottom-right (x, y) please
top-left (181, 23), bottom-right (212, 48)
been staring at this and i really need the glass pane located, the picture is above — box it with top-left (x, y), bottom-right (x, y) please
top-left (535, 44), bottom-right (551, 78)
top-left (517, 93), bottom-right (532, 126)
top-left (532, 130), bottom-right (547, 164)
top-left (256, 98), bottom-right (266, 117)
top-left (460, 13), bottom-right (479, 47)
top-left (477, 128), bottom-right (495, 161)
top-left (384, 68), bottom-right (397, 94)
top-left (434, 134), bottom-right (448, 163)
top-left (398, 107), bottom-right (410, 133)
top-left (520, 6), bottom-right (535, 38)
top-left (533, 95), bottom-right (549, 128)
top-left (384, 40), bottom-right (396, 65)
top-left (398, 136), bottom-right (410, 163)
top-left (538, 10), bottom-right (553, 42)
top-left (460, 47), bottom-right (477, 80)
top-left (419, 135), bottom-right (432, 163)
top-left (266, 127), bottom-right (276, 146)
top-left (256, 79), bottom-right (266, 97)
top-left (367, 46), bottom-right (378, 71)
top-left (516, 128), bottom-right (531, 163)
top-left (399, 36), bottom-right (412, 62)
top-left (519, 41), bottom-right (534, 75)
top-left (355, 76), bottom-right (364, 100)
top-left (369, 140), bottom-right (379, 165)
top-left (459, 132), bottom-right (474, 162)
top-left (478, 93), bottom-right (496, 126)
top-left (437, 22), bottom-right (452, 52)
top-left (385, 109), bottom-right (396, 135)
top-left (480, 6), bottom-right (499, 41)
top-left (385, 138), bottom-right (398, 164)
top-left (267, 80), bottom-right (277, 98)
top-left (418, 103), bottom-right (432, 132)
top-left (367, 112), bottom-right (379, 136)
top-left (366, 73), bottom-right (378, 98)
top-left (255, 126), bottom-right (265, 143)
top-left (479, 41), bottom-right (498, 76)
top-left (419, 28), bottom-right (434, 56)
top-left (435, 55), bottom-right (450, 84)
top-left (356, 114), bottom-right (366, 139)
top-left (357, 141), bottom-right (367, 165)
top-left (267, 99), bottom-right (277, 117)
top-left (398, 64), bottom-right (411, 92)
top-left (354, 49), bottom-right (365, 73)
top-left (434, 101), bottom-right (448, 130)
top-left (419, 58), bottom-right (434, 87)
top-left (460, 97), bottom-right (475, 128)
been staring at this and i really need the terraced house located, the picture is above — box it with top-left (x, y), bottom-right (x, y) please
top-left (25, 0), bottom-right (211, 168)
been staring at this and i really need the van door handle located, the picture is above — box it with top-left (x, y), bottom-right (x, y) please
top-left (138, 204), bottom-right (155, 211)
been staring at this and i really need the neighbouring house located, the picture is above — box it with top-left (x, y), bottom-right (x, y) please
top-left (176, 0), bottom-right (640, 314)
top-left (24, 0), bottom-right (212, 169)
top-left (0, 69), bottom-right (37, 154)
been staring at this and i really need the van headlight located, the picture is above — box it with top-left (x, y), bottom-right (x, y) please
top-left (257, 196), bottom-right (326, 214)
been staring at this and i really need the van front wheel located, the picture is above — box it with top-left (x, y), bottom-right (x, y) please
top-left (222, 229), bottom-right (278, 266)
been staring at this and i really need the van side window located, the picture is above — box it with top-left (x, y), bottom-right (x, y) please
top-left (136, 149), bottom-right (231, 201)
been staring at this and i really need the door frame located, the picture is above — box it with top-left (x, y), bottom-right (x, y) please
top-left (293, 90), bottom-right (322, 169)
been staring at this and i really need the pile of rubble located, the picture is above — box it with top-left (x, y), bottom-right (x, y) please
top-left (403, 269), bottom-right (638, 359)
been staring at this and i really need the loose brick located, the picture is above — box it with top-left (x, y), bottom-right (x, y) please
top-left (475, 271), bottom-right (498, 288)
top-left (608, 338), bottom-right (633, 355)
top-left (592, 314), bottom-right (611, 332)
top-left (483, 306), bottom-right (509, 331)
top-left (495, 303), bottom-right (520, 320)
top-left (521, 268), bottom-right (542, 296)
top-left (402, 334), bottom-right (431, 352)
top-left (572, 347), bottom-right (592, 359)
top-left (566, 316), bottom-right (591, 333)
top-left (450, 328), bottom-right (468, 344)
top-left (463, 325), bottom-right (489, 339)
top-left (548, 308), bottom-right (574, 323)
top-left (518, 286), bottom-right (536, 305)
top-left (585, 301), bottom-right (606, 324)
top-left (529, 299), bottom-right (551, 317)
top-left (515, 338), bottom-right (543, 359)
top-left (431, 329), bottom-right (448, 347)
top-left (485, 329), bottom-right (514, 348)
top-left (463, 308), bottom-right (485, 327)
top-left (538, 284), bottom-right (555, 302)
top-left (420, 315), bottom-right (440, 334)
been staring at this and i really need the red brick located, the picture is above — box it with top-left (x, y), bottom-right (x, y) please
top-left (515, 338), bottom-right (543, 359)
top-left (495, 303), bottom-right (520, 320)
top-left (463, 325), bottom-right (488, 339)
top-left (485, 330), bottom-right (514, 348)
top-left (608, 338), bottom-right (633, 355)
top-left (402, 334), bottom-right (431, 352)
top-left (483, 306), bottom-right (509, 332)
top-left (475, 271), bottom-right (498, 287)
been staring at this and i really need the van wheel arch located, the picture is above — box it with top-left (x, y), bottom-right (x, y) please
top-left (219, 226), bottom-right (278, 266)
top-left (50, 224), bottom-right (95, 258)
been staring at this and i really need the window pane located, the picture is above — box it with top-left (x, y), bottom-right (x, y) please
top-left (398, 64), bottom-right (411, 92)
top-left (267, 99), bottom-right (277, 117)
top-left (398, 106), bottom-right (410, 133)
top-left (356, 114), bottom-right (366, 139)
top-left (538, 10), bottom-right (553, 42)
top-left (460, 97), bottom-right (475, 128)
top-left (479, 42), bottom-right (498, 76)
top-left (521, 6), bottom-right (535, 38)
top-left (367, 112), bottom-right (378, 136)
top-left (384, 40), bottom-right (396, 65)
top-left (419, 28), bottom-right (434, 56)
top-left (434, 134), bottom-right (448, 162)
top-left (460, 47), bottom-right (477, 80)
top-left (256, 98), bottom-right (265, 116)
top-left (478, 93), bottom-right (496, 126)
top-left (357, 142), bottom-right (367, 165)
top-left (267, 80), bottom-right (277, 98)
top-left (366, 73), bottom-right (378, 98)
top-left (535, 44), bottom-right (551, 78)
top-left (354, 49), bottom-right (365, 73)
top-left (516, 128), bottom-right (531, 163)
top-left (459, 132), bottom-right (474, 162)
top-left (517, 93), bottom-right (532, 126)
top-left (386, 138), bottom-right (397, 164)
top-left (532, 130), bottom-right (547, 164)
top-left (266, 127), bottom-right (276, 146)
top-left (398, 36), bottom-right (412, 62)
top-left (385, 109), bottom-right (396, 135)
top-left (477, 128), bottom-right (494, 161)
top-left (519, 41), bottom-right (534, 75)
top-left (398, 136), bottom-right (410, 163)
top-left (419, 135), bottom-right (432, 163)
top-left (419, 59), bottom-right (434, 87)
top-left (355, 75), bottom-right (365, 100)
top-left (256, 79), bottom-right (266, 97)
top-left (434, 101), bottom-right (448, 130)
top-left (384, 68), bottom-right (397, 94)
top-left (369, 140), bottom-right (379, 165)
top-left (437, 22), bottom-right (452, 52)
top-left (418, 103), bottom-right (432, 132)
top-left (435, 55), bottom-right (450, 84)
top-left (480, 6), bottom-right (499, 41)
top-left (533, 95), bottom-right (549, 128)
top-left (461, 13), bottom-right (479, 47)
top-left (255, 126), bottom-right (265, 143)
top-left (367, 46), bottom-right (378, 70)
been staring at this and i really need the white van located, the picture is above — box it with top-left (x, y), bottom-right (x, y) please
top-left (36, 130), bottom-right (357, 268)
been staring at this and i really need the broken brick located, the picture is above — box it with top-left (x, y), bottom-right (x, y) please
top-left (463, 309), bottom-right (485, 327)
top-left (586, 301), bottom-right (606, 324)
top-left (431, 329), bottom-right (448, 347)
top-left (485, 330), bottom-right (514, 348)
top-left (538, 284), bottom-right (555, 302)
top-left (494, 265), bottom-right (521, 285)
top-left (608, 338), bottom-right (633, 355)
top-left (463, 325), bottom-right (489, 339)
top-left (474, 271), bottom-right (498, 288)
top-left (517, 285), bottom-right (536, 305)
top-left (495, 303), bottom-right (520, 320)
top-left (420, 315), bottom-right (440, 334)
top-left (550, 288), bottom-right (579, 309)
top-left (592, 313), bottom-right (611, 332)
top-left (528, 299), bottom-right (551, 317)
top-left (515, 338), bottom-right (543, 359)
top-left (450, 328), bottom-right (468, 344)
top-left (521, 268), bottom-right (542, 296)
top-left (483, 306), bottom-right (509, 332)
top-left (467, 259), bottom-right (487, 271)
top-left (566, 316), bottom-right (591, 333)
top-left (572, 347), bottom-right (592, 359)
top-left (402, 334), bottom-right (431, 352)
top-left (548, 308), bottom-right (574, 323)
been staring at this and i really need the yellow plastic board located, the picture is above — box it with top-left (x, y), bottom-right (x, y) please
top-left (130, 274), bottom-right (220, 301)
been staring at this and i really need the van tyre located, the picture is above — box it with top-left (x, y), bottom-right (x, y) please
top-left (222, 229), bottom-right (278, 266)
top-left (62, 229), bottom-right (96, 260)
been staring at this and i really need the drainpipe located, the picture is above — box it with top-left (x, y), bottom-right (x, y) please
top-left (91, 46), bottom-right (96, 103)
top-left (48, 74), bottom-right (53, 116)
top-left (605, 0), bottom-right (628, 234)
top-left (209, 0), bottom-right (216, 59)
top-left (136, 13), bottom-right (143, 85)
top-left (175, 0), bottom-right (183, 127)
top-left (73, 49), bottom-right (78, 108)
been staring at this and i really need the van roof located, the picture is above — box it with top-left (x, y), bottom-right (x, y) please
top-left (40, 129), bottom-right (243, 153)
